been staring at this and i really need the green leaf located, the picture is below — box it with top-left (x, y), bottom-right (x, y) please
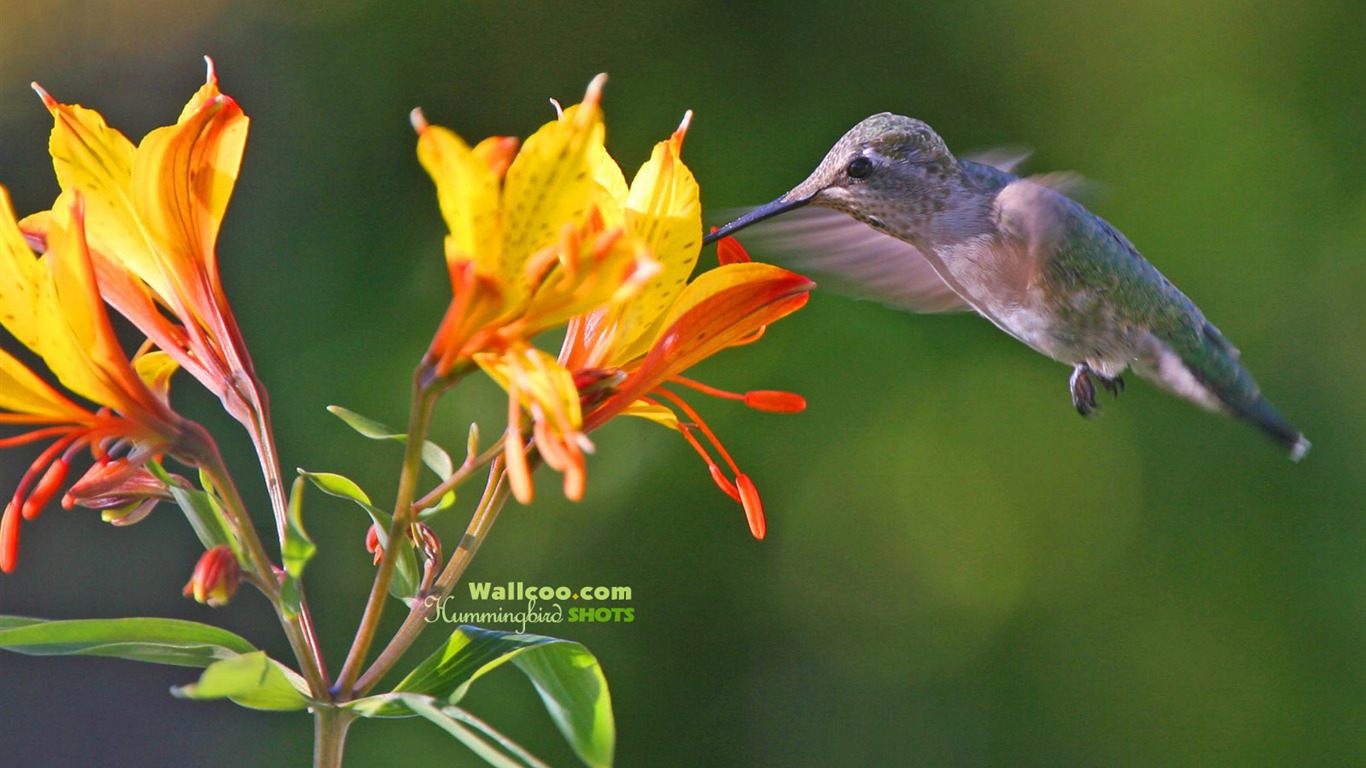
top-left (298, 469), bottom-right (420, 602)
top-left (280, 478), bottom-right (318, 617)
top-left (300, 469), bottom-right (376, 508)
top-left (147, 462), bottom-right (238, 559)
top-left (393, 694), bottom-right (546, 768)
top-left (172, 651), bottom-right (312, 711)
top-left (0, 616), bottom-right (257, 668)
top-left (351, 626), bottom-right (614, 767)
top-left (327, 405), bottom-right (457, 479)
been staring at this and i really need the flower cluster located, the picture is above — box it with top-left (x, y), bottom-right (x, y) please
top-left (415, 76), bottom-right (813, 537)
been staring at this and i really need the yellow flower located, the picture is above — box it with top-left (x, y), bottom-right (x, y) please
top-left (21, 58), bottom-right (264, 437)
top-left (414, 74), bottom-right (661, 386)
top-left (0, 188), bottom-right (192, 572)
top-left (460, 96), bottom-right (815, 532)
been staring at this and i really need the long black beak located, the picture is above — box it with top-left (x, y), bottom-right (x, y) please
top-left (702, 192), bottom-right (815, 246)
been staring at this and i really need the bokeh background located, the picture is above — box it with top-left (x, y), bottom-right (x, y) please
top-left (1, 1), bottom-right (1362, 766)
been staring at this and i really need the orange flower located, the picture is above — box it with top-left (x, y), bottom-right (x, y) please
top-left (0, 188), bottom-right (194, 572)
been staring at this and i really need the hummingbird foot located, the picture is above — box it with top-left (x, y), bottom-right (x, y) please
top-left (1070, 364), bottom-right (1124, 417)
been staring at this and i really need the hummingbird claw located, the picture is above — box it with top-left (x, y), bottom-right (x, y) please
top-left (1070, 364), bottom-right (1124, 417)
top-left (1070, 364), bottom-right (1098, 417)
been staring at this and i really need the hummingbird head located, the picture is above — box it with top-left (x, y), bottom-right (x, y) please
top-left (704, 113), bottom-right (961, 245)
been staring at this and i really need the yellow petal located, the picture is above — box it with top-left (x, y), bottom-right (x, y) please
top-left (499, 77), bottom-right (605, 301)
top-left (0, 187), bottom-right (53, 354)
top-left (613, 113), bottom-right (702, 362)
top-left (133, 349), bottom-right (180, 403)
top-left (618, 400), bottom-right (680, 430)
top-left (37, 87), bottom-right (172, 302)
top-left (520, 226), bottom-right (660, 339)
top-left (475, 345), bottom-right (584, 432)
top-left (42, 192), bottom-right (143, 408)
top-left (0, 347), bottom-right (88, 423)
top-left (590, 143), bottom-right (628, 229)
top-left (415, 118), bottom-right (502, 274)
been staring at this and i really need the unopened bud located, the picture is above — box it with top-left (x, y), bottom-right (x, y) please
top-left (365, 524), bottom-right (384, 565)
top-left (183, 546), bottom-right (241, 607)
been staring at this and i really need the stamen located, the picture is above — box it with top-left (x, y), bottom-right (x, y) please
top-left (654, 388), bottom-right (742, 477)
top-left (0, 426), bottom-right (81, 450)
top-left (735, 475), bottom-right (766, 540)
top-left (1, 501), bottom-right (20, 573)
top-left (669, 375), bottom-right (745, 403)
top-left (742, 390), bottom-right (806, 413)
top-left (21, 458), bottom-right (69, 521)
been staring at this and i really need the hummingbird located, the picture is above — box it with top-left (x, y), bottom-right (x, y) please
top-left (704, 113), bottom-right (1310, 459)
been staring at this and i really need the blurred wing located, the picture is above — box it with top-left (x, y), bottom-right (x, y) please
top-left (722, 207), bottom-right (971, 313)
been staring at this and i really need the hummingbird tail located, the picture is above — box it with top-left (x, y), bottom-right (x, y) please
top-left (1227, 393), bottom-right (1311, 462)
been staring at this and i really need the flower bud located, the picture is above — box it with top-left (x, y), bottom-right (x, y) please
top-left (182, 546), bottom-right (241, 607)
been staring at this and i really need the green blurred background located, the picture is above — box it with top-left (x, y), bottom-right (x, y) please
top-left (1, 1), bottom-right (1362, 765)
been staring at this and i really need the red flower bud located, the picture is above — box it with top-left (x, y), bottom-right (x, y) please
top-left (183, 546), bottom-right (241, 607)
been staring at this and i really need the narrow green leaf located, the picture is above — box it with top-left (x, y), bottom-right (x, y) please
top-left (327, 405), bottom-right (456, 479)
top-left (172, 651), bottom-right (312, 711)
top-left (0, 616), bottom-right (257, 668)
top-left (280, 478), bottom-right (318, 617)
top-left (298, 469), bottom-right (420, 601)
top-left (299, 469), bottom-right (375, 507)
top-left (363, 626), bottom-right (614, 767)
top-left (326, 404), bottom-right (396, 440)
top-left (146, 461), bottom-right (237, 559)
top-left (401, 695), bottom-right (538, 768)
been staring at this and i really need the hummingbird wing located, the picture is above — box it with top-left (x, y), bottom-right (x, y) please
top-left (719, 207), bottom-right (972, 313)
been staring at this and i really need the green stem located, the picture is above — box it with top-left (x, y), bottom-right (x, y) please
top-left (354, 456), bottom-right (515, 694)
top-left (312, 706), bottom-right (356, 768)
top-left (189, 437), bottom-right (331, 699)
top-left (333, 378), bottom-right (440, 696)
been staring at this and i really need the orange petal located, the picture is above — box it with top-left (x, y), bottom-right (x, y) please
top-left (598, 263), bottom-right (813, 416)
top-left (132, 83), bottom-right (247, 310)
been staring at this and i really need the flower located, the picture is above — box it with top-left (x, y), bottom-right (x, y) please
top-left (414, 73), bottom-right (660, 387)
top-left (473, 97), bottom-right (814, 535)
top-left (20, 59), bottom-right (270, 468)
top-left (183, 545), bottom-right (241, 606)
top-left (0, 187), bottom-right (194, 572)
top-left (413, 74), bottom-right (673, 502)
top-left (573, 239), bottom-right (813, 540)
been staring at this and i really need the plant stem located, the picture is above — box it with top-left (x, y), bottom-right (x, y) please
top-left (312, 706), bottom-right (356, 768)
top-left (411, 432), bottom-right (507, 512)
top-left (191, 437), bottom-right (331, 699)
top-left (333, 379), bottom-right (440, 695)
top-left (354, 456), bottom-right (514, 694)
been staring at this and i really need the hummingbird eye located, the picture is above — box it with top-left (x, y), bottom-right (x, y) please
top-left (846, 155), bottom-right (874, 180)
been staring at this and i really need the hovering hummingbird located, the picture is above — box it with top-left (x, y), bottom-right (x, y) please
top-left (704, 113), bottom-right (1310, 459)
